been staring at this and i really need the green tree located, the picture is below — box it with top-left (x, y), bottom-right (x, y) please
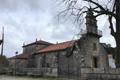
top-left (0, 55), bottom-right (9, 67)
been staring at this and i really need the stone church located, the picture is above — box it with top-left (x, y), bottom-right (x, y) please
top-left (9, 10), bottom-right (120, 79)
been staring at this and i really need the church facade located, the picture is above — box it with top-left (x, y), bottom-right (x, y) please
top-left (9, 10), bottom-right (120, 80)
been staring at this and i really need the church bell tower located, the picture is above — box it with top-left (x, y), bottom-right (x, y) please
top-left (85, 9), bottom-right (102, 38)
top-left (79, 9), bottom-right (109, 68)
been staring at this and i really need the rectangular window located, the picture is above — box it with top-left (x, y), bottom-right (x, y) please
top-left (93, 56), bottom-right (98, 68)
top-left (93, 43), bottom-right (97, 50)
top-left (42, 55), bottom-right (46, 67)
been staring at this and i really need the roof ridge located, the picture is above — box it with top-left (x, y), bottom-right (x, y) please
top-left (23, 39), bottom-right (53, 47)
top-left (55, 40), bottom-right (76, 44)
top-left (36, 40), bottom-right (76, 54)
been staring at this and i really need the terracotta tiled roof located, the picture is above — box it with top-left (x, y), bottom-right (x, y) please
top-left (9, 53), bottom-right (30, 59)
top-left (37, 40), bottom-right (76, 53)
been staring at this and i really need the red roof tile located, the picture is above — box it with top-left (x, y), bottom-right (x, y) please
top-left (37, 40), bottom-right (76, 53)
top-left (10, 53), bottom-right (30, 59)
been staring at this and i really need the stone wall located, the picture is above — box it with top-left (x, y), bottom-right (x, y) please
top-left (34, 52), bottom-right (58, 76)
top-left (35, 52), bottom-right (58, 68)
top-left (58, 67), bottom-right (120, 79)
top-left (58, 35), bottom-right (110, 78)
top-left (58, 50), bottom-right (78, 77)
top-left (23, 44), bottom-right (37, 54)
top-left (9, 59), bottom-right (28, 69)
top-left (80, 68), bottom-right (120, 80)
top-left (80, 35), bottom-right (109, 68)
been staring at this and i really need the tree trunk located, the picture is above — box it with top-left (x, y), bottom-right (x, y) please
top-left (115, 0), bottom-right (120, 67)
top-left (115, 33), bottom-right (120, 67)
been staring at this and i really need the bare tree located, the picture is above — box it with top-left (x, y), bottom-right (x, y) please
top-left (60, 0), bottom-right (120, 67)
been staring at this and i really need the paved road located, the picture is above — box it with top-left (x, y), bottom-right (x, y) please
top-left (0, 75), bottom-right (72, 80)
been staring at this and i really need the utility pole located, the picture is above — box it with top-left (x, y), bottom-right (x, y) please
top-left (1, 27), bottom-right (4, 56)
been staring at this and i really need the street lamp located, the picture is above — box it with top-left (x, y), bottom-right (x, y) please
top-left (0, 40), bottom-right (2, 45)
top-left (14, 51), bottom-right (18, 76)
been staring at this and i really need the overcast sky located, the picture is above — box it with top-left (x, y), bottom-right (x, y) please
top-left (0, 0), bottom-right (115, 57)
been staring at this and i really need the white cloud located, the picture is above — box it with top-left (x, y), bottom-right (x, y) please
top-left (0, 0), bottom-right (79, 57)
top-left (0, 0), bottom-right (115, 57)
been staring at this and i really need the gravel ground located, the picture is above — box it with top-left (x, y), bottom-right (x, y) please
top-left (0, 75), bottom-right (46, 80)
top-left (0, 75), bottom-right (73, 80)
